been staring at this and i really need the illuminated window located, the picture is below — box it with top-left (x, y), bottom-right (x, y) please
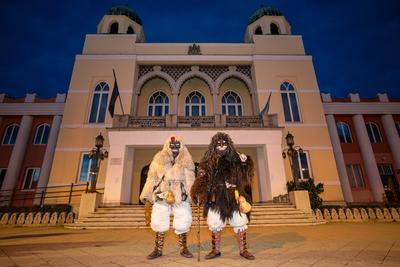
top-left (79, 153), bottom-right (95, 182)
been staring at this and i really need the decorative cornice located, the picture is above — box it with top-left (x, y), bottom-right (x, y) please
top-left (323, 102), bottom-right (400, 115)
top-left (0, 103), bottom-right (65, 116)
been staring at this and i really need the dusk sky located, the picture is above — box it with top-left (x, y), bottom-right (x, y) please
top-left (0, 0), bottom-right (399, 99)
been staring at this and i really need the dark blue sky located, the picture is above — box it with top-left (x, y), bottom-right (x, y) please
top-left (1, 0), bottom-right (399, 99)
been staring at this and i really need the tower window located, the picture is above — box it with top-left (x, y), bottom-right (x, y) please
top-left (127, 26), bottom-right (134, 34)
top-left (336, 122), bottom-right (353, 143)
top-left (34, 123), bottom-right (50, 145)
top-left (89, 82), bottom-right (109, 123)
top-left (110, 22), bottom-right (119, 34)
top-left (222, 91), bottom-right (243, 116)
top-left (185, 91), bottom-right (206, 116)
top-left (254, 26), bottom-right (263, 35)
top-left (2, 124), bottom-right (19, 145)
top-left (148, 91), bottom-right (169, 116)
top-left (270, 23), bottom-right (280, 35)
top-left (365, 122), bottom-right (382, 143)
top-left (280, 82), bottom-right (301, 122)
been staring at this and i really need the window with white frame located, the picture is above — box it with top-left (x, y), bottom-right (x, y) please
top-left (148, 91), bottom-right (169, 116)
top-left (222, 91), bottom-right (243, 116)
top-left (280, 82), bottom-right (301, 122)
top-left (22, 168), bottom-right (40, 190)
top-left (336, 122), bottom-right (353, 143)
top-left (395, 121), bottom-right (400, 137)
top-left (346, 164), bottom-right (365, 188)
top-left (89, 82), bottom-right (109, 123)
top-left (365, 122), bottom-right (383, 143)
top-left (185, 91), bottom-right (206, 116)
top-left (79, 153), bottom-right (95, 182)
top-left (291, 151), bottom-right (311, 179)
top-left (34, 123), bottom-right (50, 145)
top-left (0, 169), bottom-right (6, 189)
top-left (2, 124), bottom-right (19, 145)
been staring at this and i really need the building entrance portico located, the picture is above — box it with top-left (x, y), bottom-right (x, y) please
top-left (103, 129), bottom-right (287, 206)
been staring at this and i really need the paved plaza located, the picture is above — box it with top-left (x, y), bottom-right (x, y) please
top-left (0, 223), bottom-right (399, 266)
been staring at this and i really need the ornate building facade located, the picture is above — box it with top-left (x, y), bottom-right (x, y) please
top-left (48, 5), bottom-right (343, 206)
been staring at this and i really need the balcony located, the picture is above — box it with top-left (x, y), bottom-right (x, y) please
top-left (112, 114), bottom-right (279, 129)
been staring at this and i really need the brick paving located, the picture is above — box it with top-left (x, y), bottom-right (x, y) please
top-left (0, 223), bottom-right (399, 266)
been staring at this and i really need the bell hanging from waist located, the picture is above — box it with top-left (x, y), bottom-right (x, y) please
top-left (238, 196), bottom-right (251, 213)
top-left (165, 190), bottom-right (175, 205)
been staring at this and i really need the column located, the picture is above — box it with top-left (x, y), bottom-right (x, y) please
top-left (34, 115), bottom-right (62, 205)
top-left (251, 93), bottom-right (260, 115)
top-left (212, 93), bottom-right (219, 114)
top-left (2, 115), bottom-right (33, 190)
top-left (352, 114), bottom-right (384, 202)
top-left (171, 92), bottom-right (178, 114)
top-left (381, 114), bottom-right (400, 169)
top-left (325, 114), bottom-right (353, 202)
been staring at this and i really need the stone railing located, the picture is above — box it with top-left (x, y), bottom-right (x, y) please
top-left (112, 113), bottom-right (279, 129)
top-left (0, 211), bottom-right (75, 227)
top-left (313, 207), bottom-right (400, 223)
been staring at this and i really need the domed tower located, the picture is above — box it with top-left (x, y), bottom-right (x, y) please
top-left (97, 5), bottom-right (145, 42)
top-left (244, 5), bottom-right (291, 43)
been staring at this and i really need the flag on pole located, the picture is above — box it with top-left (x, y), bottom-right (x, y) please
top-left (260, 92), bottom-right (272, 116)
top-left (108, 69), bottom-right (120, 118)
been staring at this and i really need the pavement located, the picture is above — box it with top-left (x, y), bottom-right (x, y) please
top-left (0, 223), bottom-right (399, 266)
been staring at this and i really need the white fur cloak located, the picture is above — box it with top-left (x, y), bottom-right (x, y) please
top-left (139, 137), bottom-right (195, 205)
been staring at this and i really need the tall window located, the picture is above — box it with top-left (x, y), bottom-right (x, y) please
top-left (185, 91), bottom-right (206, 116)
top-left (148, 91), bottom-right (169, 116)
top-left (254, 26), bottom-right (263, 35)
top-left (110, 22), bottom-right (119, 34)
top-left (270, 23), bottom-right (280, 35)
top-left (34, 124), bottom-right (50, 145)
top-left (366, 122), bottom-right (382, 143)
top-left (336, 122), bottom-right (353, 143)
top-left (79, 153), bottom-right (94, 182)
top-left (395, 121), bottom-right (400, 137)
top-left (280, 82), bottom-right (301, 122)
top-left (222, 91), bottom-right (243, 116)
top-left (2, 124), bottom-right (19, 145)
top-left (0, 169), bottom-right (6, 189)
top-left (22, 168), bottom-right (40, 190)
top-left (89, 82), bottom-right (109, 123)
top-left (346, 164), bottom-right (365, 188)
top-left (292, 151), bottom-right (311, 179)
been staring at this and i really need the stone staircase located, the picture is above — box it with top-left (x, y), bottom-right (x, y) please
top-left (65, 202), bottom-right (322, 229)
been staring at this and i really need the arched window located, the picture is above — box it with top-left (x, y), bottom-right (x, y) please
top-left (109, 22), bottom-right (119, 34)
top-left (254, 26), bottom-right (263, 35)
top-left (127, 26), bottom-right (134, 34)
top-left (2, 124), bottom-right (19, 145)
top-left (148, 91), bottom-right (169, 116)
top-left (34, 123), bottom-right (50, 145)
top-left (89, 82), bottom-right (109, 123)
top-left (336, 122), bottom-right (353, 143)
top-left (366, 122), bottom-right (383, 143)
top-left (271, 23), bottom-right (280, 35)
top-left (280, 82), bottom-right (301, 122)
top-left (185, 91), bottom-right (206, 116)
top-left (222, 91), bottom-right (243, 116)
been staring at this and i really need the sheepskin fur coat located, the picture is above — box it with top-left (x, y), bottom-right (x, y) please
top-left (140, 137), bottom-right (195, 205)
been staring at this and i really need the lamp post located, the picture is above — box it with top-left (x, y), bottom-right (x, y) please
top-left (88, 133), bottom-right (108, 192)
top-left (282, 132), bottom-right (303, 189)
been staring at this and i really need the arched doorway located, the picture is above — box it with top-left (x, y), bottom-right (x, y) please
top-left (139, 164), bottom-right (150, 204)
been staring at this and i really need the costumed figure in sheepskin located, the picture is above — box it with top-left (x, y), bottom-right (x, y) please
top-left (191, 132), bottom-right (255, 260)
top-left (140, 136), bottom-right (195, 260)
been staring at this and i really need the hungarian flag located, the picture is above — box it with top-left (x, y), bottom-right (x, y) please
top-left (108, 69), bottom-right (120, 118)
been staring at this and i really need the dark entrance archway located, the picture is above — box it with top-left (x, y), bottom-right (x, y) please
top-left (139, 164), bottom-right (150, 205)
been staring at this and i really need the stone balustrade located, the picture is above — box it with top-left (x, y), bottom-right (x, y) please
top-left (0, 211), bottom-right (75, 227)
top-left (314, 207), bottom-right (400, 223)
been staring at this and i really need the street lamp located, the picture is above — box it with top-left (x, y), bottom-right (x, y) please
top-left (88, 133), bottom-right (108, 192)
top-left (282, 132), bottom-right (303, 189)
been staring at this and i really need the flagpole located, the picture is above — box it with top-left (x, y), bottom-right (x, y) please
top-left (113, 69), bottom-right (125, 115)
